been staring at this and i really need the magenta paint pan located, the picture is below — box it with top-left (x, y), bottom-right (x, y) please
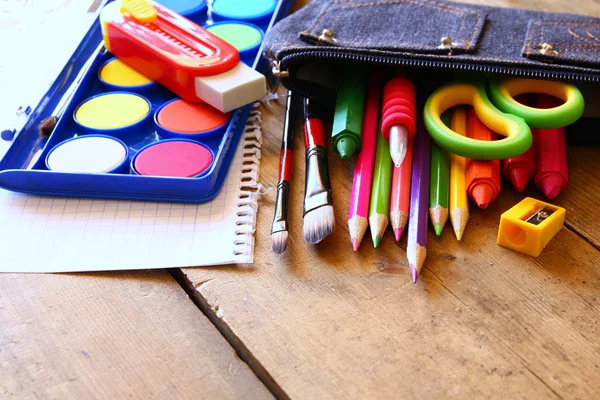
top-left (132, 139), bottom-right (214, 177)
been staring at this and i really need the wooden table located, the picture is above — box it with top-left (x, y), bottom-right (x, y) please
top-left (2, 0), bottom-right (600, 398)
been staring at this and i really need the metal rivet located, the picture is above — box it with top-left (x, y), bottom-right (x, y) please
top-left (535, 43), bottom-right (558, 56)
top-left (537, 211), bottom-right (549, 221)
top-left (318, 28), bottom-right (336, 43)
top-left (438, 36), bottom-right (455, 48)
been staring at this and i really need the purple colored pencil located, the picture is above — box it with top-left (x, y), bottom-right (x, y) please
top-left (406, 108), bottom-right (431, 283)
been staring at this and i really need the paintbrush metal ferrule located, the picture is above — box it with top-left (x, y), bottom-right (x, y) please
top-left (271, 181), bottom-right (290, 234)
top-left (303, 145), bottom-right (333, 214)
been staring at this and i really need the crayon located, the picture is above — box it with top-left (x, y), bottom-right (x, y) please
top-left (532, 95), bottom-right (568, 200)
top-left (501, 94), bottom-right (536, 192)
top-left (332, 67), bottom-right (368, 159)
top-left (466, 108), bottom-right (501, 209)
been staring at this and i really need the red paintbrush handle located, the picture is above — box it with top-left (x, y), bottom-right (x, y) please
top-left (303, 98), bottom-right (327, 149)
top-left (381, 78), bottom-right (417, 141)
top-left (279, 149), bottom-right (293, 182)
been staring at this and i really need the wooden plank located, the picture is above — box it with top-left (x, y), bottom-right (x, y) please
top-left (178, 0), bottom-right (600, 394)
top-left (180, 141), bottom-right (600, 399)
top-left (0, 270), bottom-right (272, 399)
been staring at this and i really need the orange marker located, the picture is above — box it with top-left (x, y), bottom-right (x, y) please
top-left (466, 108), bottom-right (501, 209)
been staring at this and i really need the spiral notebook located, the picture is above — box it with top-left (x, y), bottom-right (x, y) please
top-left (0, 108), bottom-right (262, 273)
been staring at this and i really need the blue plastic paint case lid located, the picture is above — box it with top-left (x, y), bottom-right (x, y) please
top-left (212, 0), bottom-right (277, 24)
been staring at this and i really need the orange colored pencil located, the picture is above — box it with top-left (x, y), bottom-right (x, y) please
top-left (466, 108), bottom-right (501, 209)
top-left (389, 140), bottom-right (413, 241)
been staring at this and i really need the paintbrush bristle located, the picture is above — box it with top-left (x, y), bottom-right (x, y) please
top-left (303, 205), bottom-right (334, 244)
top-left (271, 230), bottom-right (289, 254)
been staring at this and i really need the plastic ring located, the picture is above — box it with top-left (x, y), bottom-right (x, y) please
top-left (424, 81), bottom-right (532, 160)
top-left (489, 78), bottom-right (585, 129)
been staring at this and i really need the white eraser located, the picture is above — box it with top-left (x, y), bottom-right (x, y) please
top-left (194, 63), bottom-right (266, 113)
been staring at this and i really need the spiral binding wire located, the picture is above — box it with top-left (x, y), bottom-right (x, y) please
top-left (233, 103), bottom-right (263, 259)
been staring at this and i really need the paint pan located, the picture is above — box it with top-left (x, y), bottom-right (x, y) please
top-left (73, 92), bottom-right (152, 140)
top-left (98, 57), bottom-right (155, 94)
top-left (132, 139), bottom-right (214, 177)
top-left (155, 98), bottom-right (231, 140)
top-left (205, 21), bottom-right (264, 65)
top-left (46, 135), bottom-right (129, 173)
top-left (154, 0), bottom-right (207, 20)
top-left (211, 0), bottom-right (277, 26)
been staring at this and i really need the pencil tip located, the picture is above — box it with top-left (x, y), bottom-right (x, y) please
top-left (389, 126), bottom-right (408, 167)
top-left (434, 224), bottom-right (443, 236)
top-left (455, 229), bottom-right (463, 241)
top-left (410, 266), bottom-right (418, 283)
top-left (373, 236), bottom-right (381, 248)
top-left (351, 237), bottom-right (360, 252)
top-left (393, 228), bottom-right (403, 242)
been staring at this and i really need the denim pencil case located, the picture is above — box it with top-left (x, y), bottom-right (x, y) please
top-left (262, 0), bottom-right (600, 143)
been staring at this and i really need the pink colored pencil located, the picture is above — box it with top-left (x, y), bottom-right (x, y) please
top-left (348, 71), bottom-right (382, 252)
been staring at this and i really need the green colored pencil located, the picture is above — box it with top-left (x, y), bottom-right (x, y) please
top-left (429, 112), bottom-right (451, 236)
top-left (369, 125), bottom-right (393, 247)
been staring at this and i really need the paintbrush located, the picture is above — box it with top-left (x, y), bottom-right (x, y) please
top-left (271, 90), bottom-right (295, 253)
top-left (302, 96), bottom-right (334, 244)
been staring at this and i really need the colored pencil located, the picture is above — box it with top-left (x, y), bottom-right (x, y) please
top-left (466, 108), bottom-right (501, 209)
top-left (532, 95), bottom-right (568, 200)
top-left (449, 106), bottom-right (469, 241)
top-left (348, 72), bottom-right (381, 252)
top-left (368, 123), bottom-right (393, 248)
top-left (407, 105), bottom-right (431, 283)
top-left (428, 112), bottom-right (450, 236)
top-left (381, 74), bottom-right (416, 167)
top-left (390, 140), bottom-right (413, 241)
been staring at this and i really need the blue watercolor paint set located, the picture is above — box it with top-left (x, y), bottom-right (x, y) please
top-left (0, 0), bottom-right (293, 202)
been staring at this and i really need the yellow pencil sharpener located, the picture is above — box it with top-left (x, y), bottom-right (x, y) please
top-left (497, 197), bottom-right (566, 257)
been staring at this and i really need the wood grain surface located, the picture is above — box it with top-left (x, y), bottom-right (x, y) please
top-left (178, 0), bottom-right (600, 399)
top-left (0, 271), bottom-right (271, 399)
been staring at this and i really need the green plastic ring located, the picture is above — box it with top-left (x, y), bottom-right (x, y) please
top-left (489, 78), bottom-right (585, 129)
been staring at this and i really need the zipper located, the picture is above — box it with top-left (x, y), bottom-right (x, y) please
top-left (277, 50), bottom-right (600, 84)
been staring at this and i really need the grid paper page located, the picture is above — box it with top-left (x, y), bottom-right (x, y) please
top-left (0, 110), bottom-right (262, 272)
